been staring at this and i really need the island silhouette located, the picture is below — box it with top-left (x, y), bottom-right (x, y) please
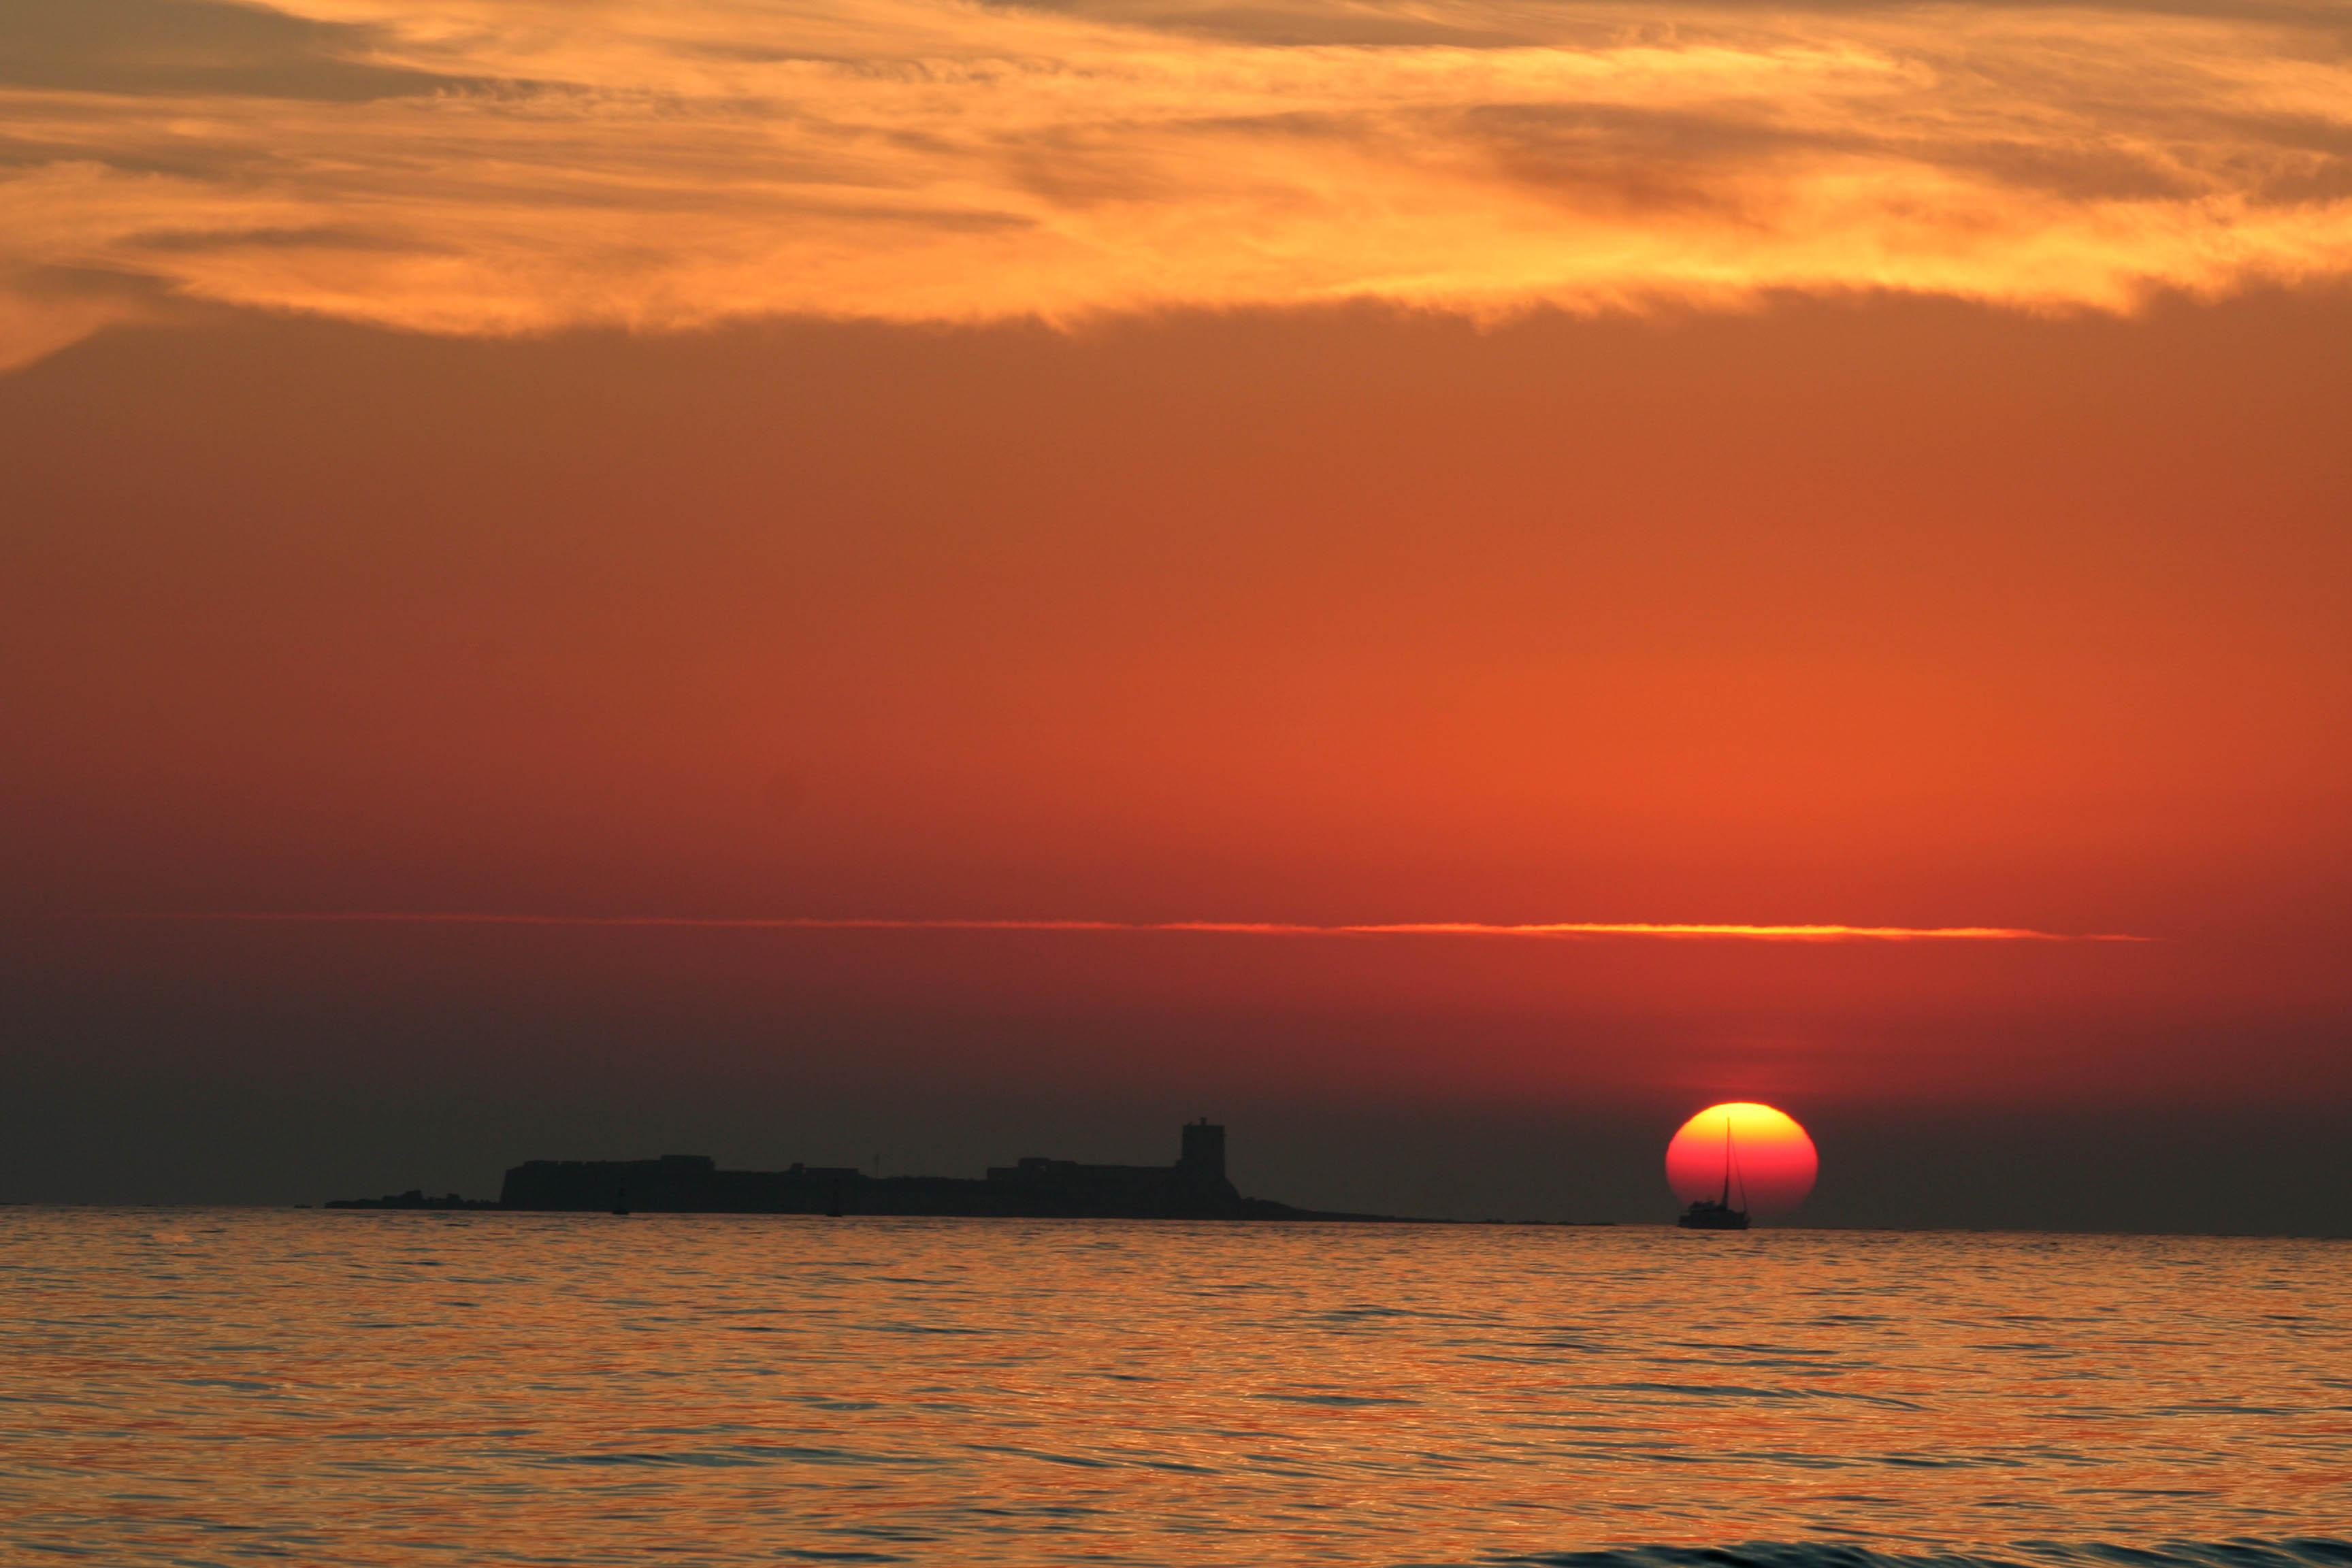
top-left (326, 1120), bottom-right (1401, 1220)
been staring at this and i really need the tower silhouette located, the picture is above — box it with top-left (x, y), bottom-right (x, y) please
top-left (1179, 1119), bottom-right (1226, 1185)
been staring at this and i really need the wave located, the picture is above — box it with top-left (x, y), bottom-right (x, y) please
top-left (1486, 1542), bottom-right (2352, 1568)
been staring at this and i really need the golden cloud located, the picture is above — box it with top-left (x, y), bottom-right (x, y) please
top-left (3, 0), bottom-right (2350, 365)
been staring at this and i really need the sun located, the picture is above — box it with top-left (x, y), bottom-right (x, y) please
top-left (1665, 1102), bottom-right (1818, 1218)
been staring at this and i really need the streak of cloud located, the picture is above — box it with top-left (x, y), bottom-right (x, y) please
top-left (102, 911), bottom-right (2148, 941)
top-left (5, 0), bottom-right (2351, 367)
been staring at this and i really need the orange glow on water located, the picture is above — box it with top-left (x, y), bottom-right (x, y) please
top-left (1665, 1102), bottom-right (1820, 1217)
top-left (7, 1211), bottom-right (2352, 1560)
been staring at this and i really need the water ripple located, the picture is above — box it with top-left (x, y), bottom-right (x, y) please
top-left (0, 1213), bottom-right (2346, 1566)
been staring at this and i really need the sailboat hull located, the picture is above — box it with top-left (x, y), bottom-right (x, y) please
top-left (1678, 1115), bottom-right (1752, 1228)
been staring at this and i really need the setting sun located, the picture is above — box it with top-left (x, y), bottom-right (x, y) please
top-left (1665, 1102), bottom-right (1820, 1218)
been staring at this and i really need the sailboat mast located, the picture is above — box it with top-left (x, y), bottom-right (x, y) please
top-left (1720, 1117), bottom-right (1733, 1207)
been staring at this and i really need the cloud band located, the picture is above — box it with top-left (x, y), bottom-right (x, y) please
top-left (5, 0), bottom-right (2352, 368)
top-left (95, 911), bottom-right (2145, 942)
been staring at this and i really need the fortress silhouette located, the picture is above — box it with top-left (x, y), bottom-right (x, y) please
top-left (329, 1120), bottom-right (1392, 1220)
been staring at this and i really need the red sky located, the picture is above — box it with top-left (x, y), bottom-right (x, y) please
top-left (1, 0), bottom-right (2349, 1221)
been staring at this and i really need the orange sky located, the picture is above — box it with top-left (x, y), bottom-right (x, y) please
top-left (1, 0), bottom-right (2349, 1217)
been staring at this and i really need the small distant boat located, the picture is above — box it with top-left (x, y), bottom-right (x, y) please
top-left (1678, 1119), bottom-right (1751, 1230)
top-left (1678, 1196), bottom-right (1748, 1230)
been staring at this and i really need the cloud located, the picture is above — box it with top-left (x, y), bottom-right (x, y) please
top-left (0, 0), bottom-right (463, 100)
top-left (105, 911), bottom-right (2145, 941)
top-left (3, 0), bottom-right (2350, 366)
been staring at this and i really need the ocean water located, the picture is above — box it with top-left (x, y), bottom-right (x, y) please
top-left (1, 1212), bottom-right (2347, 1567)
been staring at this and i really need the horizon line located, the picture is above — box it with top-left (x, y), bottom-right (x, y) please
top-left (90, 912), bottom-right (2150, 943)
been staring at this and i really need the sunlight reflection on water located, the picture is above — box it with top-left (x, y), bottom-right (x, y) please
top-left (2, 1212), bottom-right (2347, 1565)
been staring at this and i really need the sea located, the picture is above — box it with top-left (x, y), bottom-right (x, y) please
top-left (2, 1211), bottom-right (2347, 1568)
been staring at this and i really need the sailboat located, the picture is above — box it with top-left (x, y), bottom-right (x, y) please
top-left (1677, 1117), bottom-right (1751, 1230)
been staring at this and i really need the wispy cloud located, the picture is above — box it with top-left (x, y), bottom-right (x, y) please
top-left (5, 0), bottom-right (2350, 366)
top-left (101, 911), bottom-right (2147, 941)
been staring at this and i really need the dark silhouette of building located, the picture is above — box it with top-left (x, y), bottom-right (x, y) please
top-left (329, 1121), bottom-right (1387, 1219)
